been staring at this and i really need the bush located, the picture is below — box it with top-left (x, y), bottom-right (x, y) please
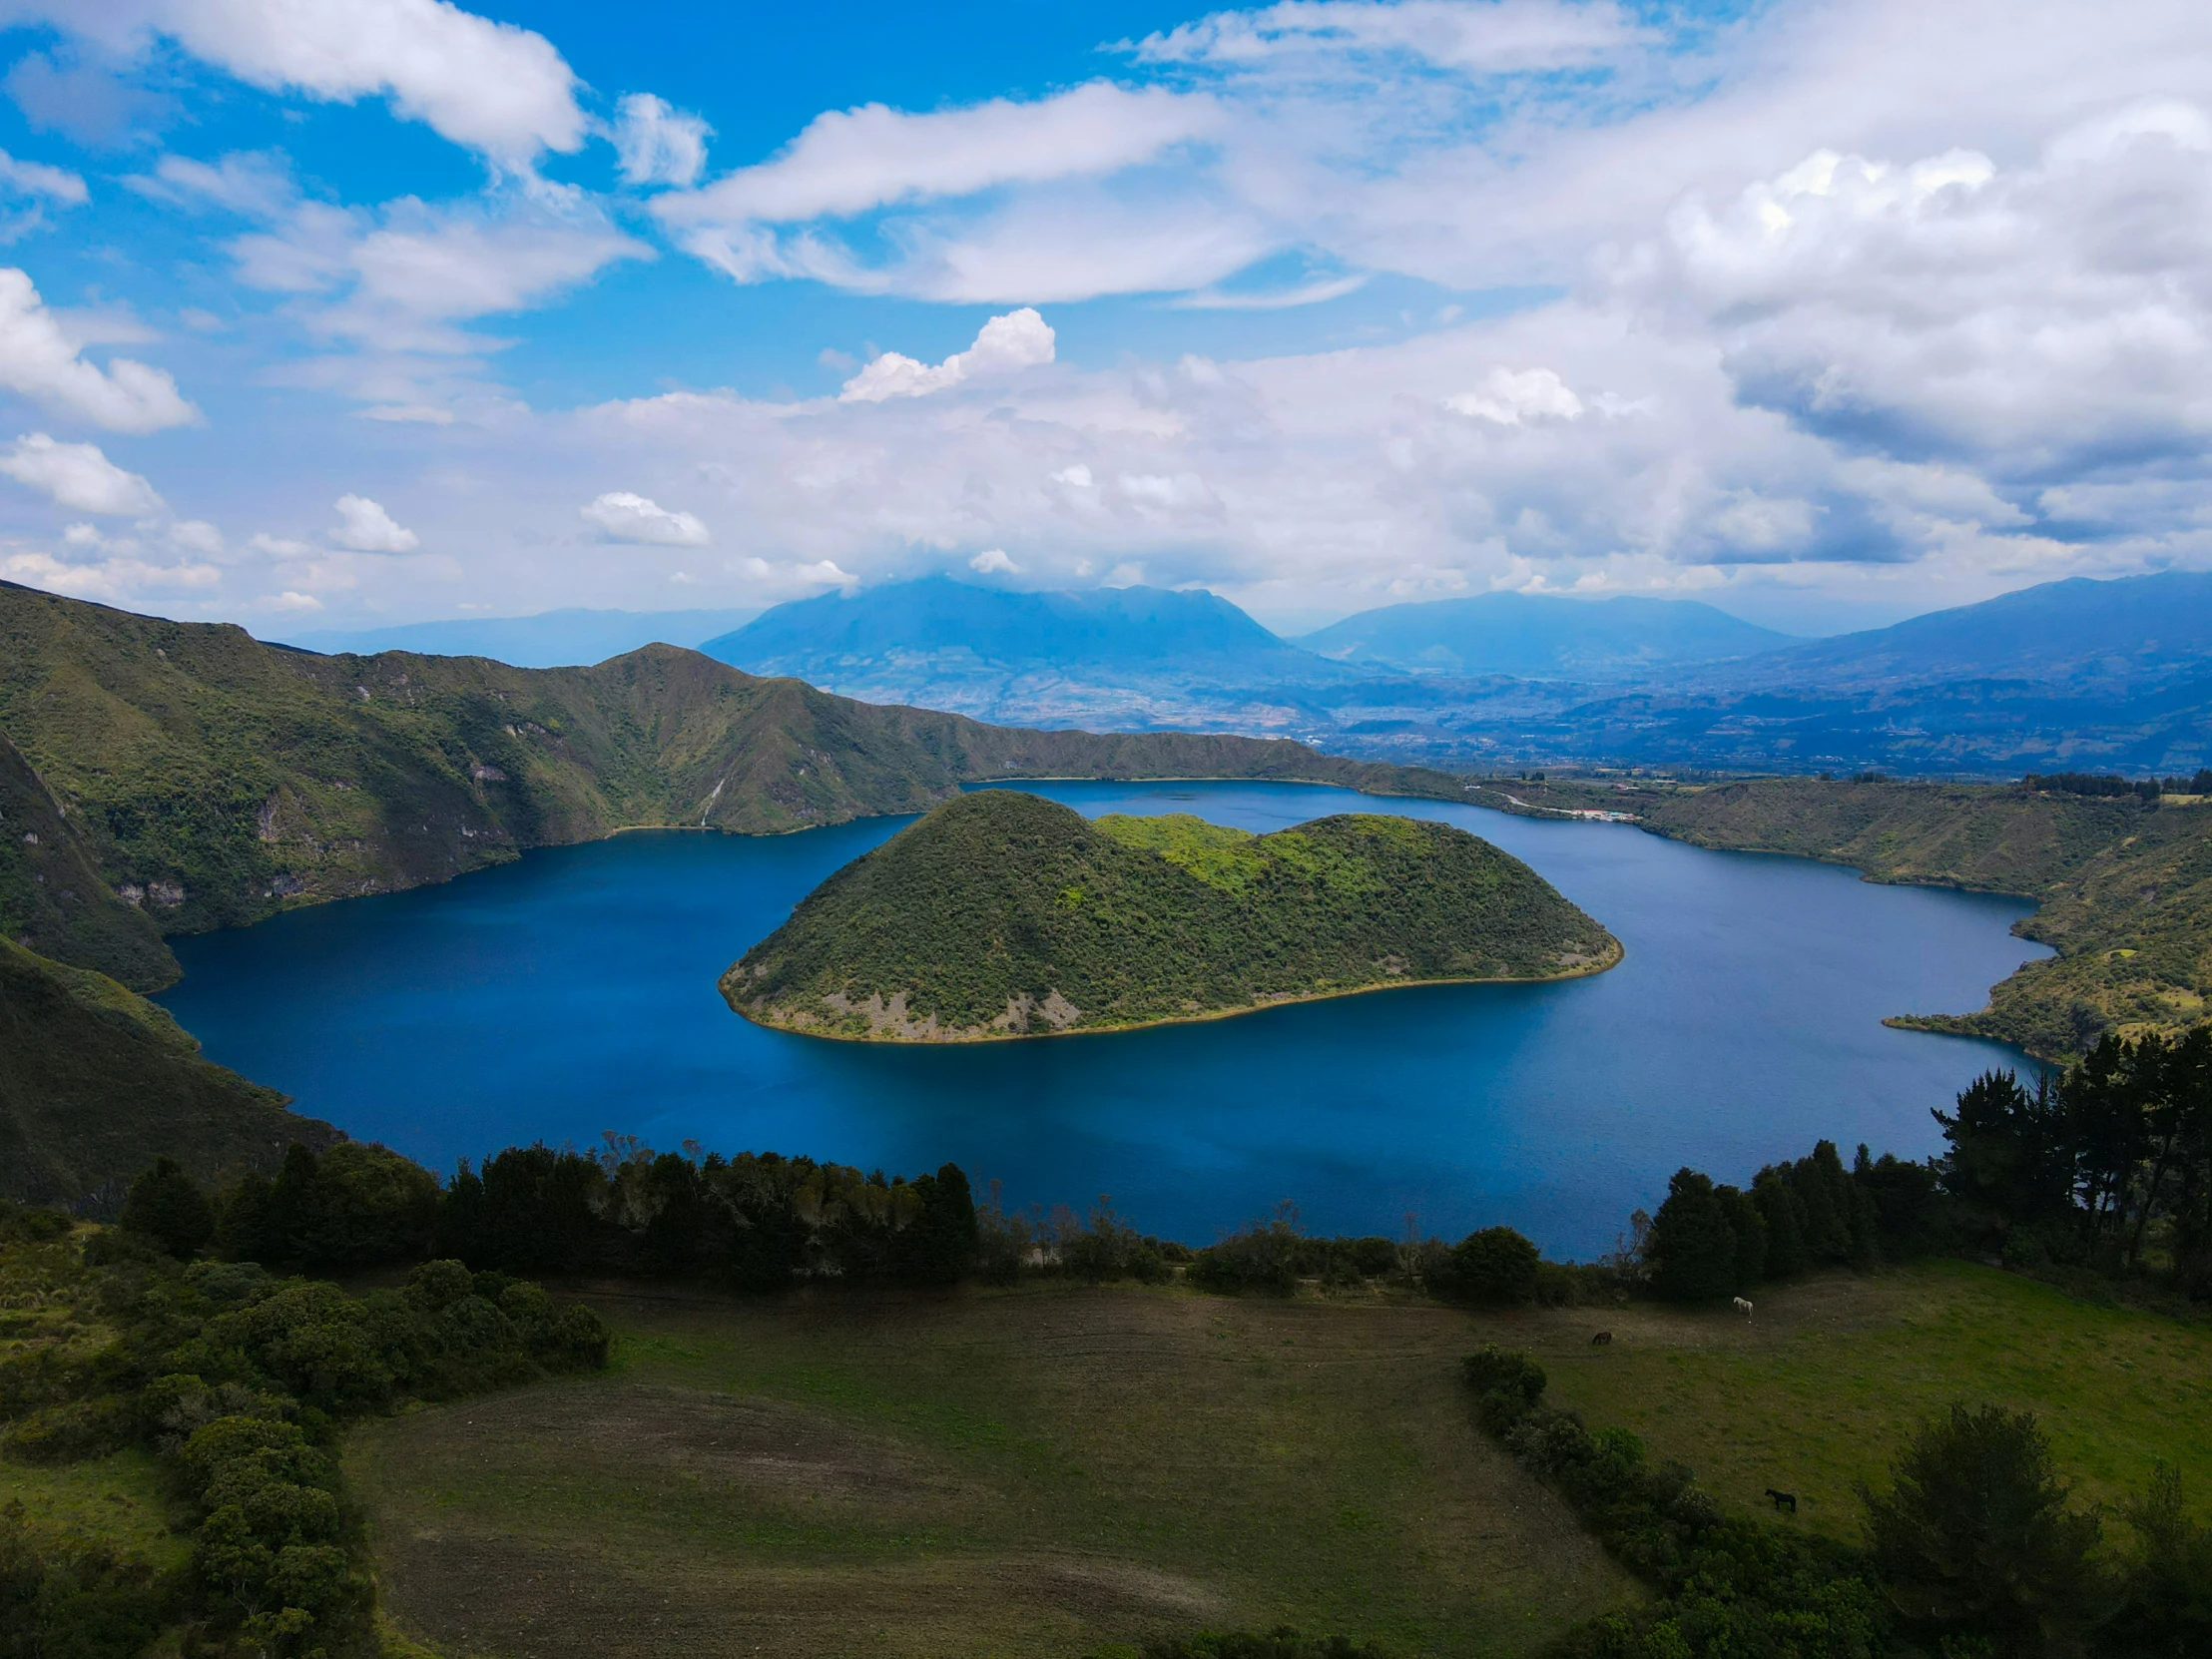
top-left (1189, 1216), bottom-right (1301, 1295)
top-left (1437, 1227), bottom-right (1541, 1305)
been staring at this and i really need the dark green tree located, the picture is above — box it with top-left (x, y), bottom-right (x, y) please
top-left (1752, 1169), bottom-right (1809, 1278)
top-left (1935, 1069), bottom-right (2072, 1242)
top-left (118, 1157), bottom-right (214, 1259)
top-left (2110, 1464), bottom-right (2212, 1657)
top-left (1647, 1169), bottom-right (1739, 1303)
top-left (901, 1163), bottom-right (980, 1285)
top-left (1715, 1184), bottom-right (1766, 1290)
top-left (1863, 1402), bottom-right (2103, 1656)
top-left (1443, 1226), bottom-right (1542, 1305)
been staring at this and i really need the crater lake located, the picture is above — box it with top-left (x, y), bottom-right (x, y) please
top-left (155, 782), bottom-right (2047, 1257)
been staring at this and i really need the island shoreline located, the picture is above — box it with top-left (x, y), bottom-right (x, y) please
top-left (729, 936), bottom-right (1626, 1046)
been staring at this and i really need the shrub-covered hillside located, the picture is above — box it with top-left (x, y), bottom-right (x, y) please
top-left (724, 790), bottom-right (1619, 1040)
top-left (0, 937), bottom-right (338, 1210)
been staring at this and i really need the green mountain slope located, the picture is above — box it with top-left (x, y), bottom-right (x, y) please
top-left (723, 790), bottom-right (1619, 1041)
top-left (0, 727), bottom-right (177, 988)
top-left (0, 937), bottom-right (338, 1209)
top-left (1637, 777), bottom-right (2212, 1059)
top-left (0, 582), bottom-right (1470, 988)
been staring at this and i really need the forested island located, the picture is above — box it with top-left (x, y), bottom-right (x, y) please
top-left (723, 789), bottom-right (1620, 1040)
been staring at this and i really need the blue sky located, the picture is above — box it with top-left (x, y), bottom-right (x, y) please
top-left (0, 0), bottom-right (2205, 637)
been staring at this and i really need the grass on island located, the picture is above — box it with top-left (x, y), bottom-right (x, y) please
top-left (725, 790), bottom-right (1619, 1041)
top-left (348, 1261), bottom-right (2212, 1659)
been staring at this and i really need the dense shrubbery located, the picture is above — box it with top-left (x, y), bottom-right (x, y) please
top-left (0, 1208), bottom-right (608, 1657)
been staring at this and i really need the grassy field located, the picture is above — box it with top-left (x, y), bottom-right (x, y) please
top-left (348, 1284), bottom-right (1630, 1659)
top-left (0, 1447), bottom-right (183, 1570)
top-left (345, 1260), bottom-right (2212, 1659)
top-left (1529, 1258), bottom-right (2212, 1536)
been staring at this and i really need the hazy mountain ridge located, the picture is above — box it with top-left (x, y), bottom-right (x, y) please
top-left (279, 606), bottom-right (763, 668)
top-left (1299, 591), bottom-right (1795, 678)
top-left (691, 570), bottom-right (2212, 774)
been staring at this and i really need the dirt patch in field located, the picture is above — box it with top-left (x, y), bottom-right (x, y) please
top-left (376, 1525), bottom-right (1226, 1659)
top-left (392, 1380), bottom-right (968, 1511)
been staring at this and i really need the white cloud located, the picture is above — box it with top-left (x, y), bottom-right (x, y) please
top-left (1129, 0), bottom-right (1646, 73)
top-left (167, 518), bottom-right (224, 556)
top-left (654, 84), bottom-right (1222, 292)
top-left (261, 589), bottom-right (324, 612)
top-left (359, 403), bottom-right (457, 424)
top-left (839, 307), bottom-right (1055, 402)
top-left (580, 490), bottom-right (709, 546)
top-left (330, 494), bottom-right (418, 552)
top-left (1052, 464), bottom-right (1094, 487)
top-left (611, 94), bottom-right (711, 189)
top-left (794, 559), bottom-right (858, 590)
top-left (249, 532), bottom-right (316, 557)
top-left (228, 190), bottom-right (652, 356)
top-left (126, 150), bottom-right (294, 217)
top-left (0, 269), bottom-right (197, 432)
top-left (0, 433), bottom-right (163, 514)
top-left (0, 147), bottom-right (86, 205)
top-left (22, 0), bottom-right (588, 162)
top-left (661, 83), bottom-right (1215, 227)
top-left (969, 548), bottom-right (1018, 574)
top-left (1444, 367), bottom-right (1584, 424)
top-left (3, 548), bottom-right (218, 603)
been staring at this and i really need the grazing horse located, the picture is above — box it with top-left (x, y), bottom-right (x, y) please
top-left (1590, 1331), bottom-right (1612, 1346)
top-left (1732, 1296), bottom-right (1754, 1319)
top-left (1766, 1488), bottom-right (1799, 1514)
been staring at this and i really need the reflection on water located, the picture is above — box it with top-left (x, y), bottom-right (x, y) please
top-left (158, 783), bottom-right (2047, 1257)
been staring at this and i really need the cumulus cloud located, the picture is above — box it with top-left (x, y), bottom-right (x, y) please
top-left (839, 307), bottom-right (1055, 402)
top-left (330, 494), bottom-right (418, 552)
top-left (1444, 367), bottom-right (1585, 425)
top-left (0, 269), bottom-right (198, 432)
top-left (0, 433), bottom-right (163, 514)
top-left (580, 490), bottom-right (709, 546)
top-left (0, 146), bottom-right (87, 238)
top-left (969, 548), bottom-right (1018, 573)
top-left (17, 0), bottom-right (589, 162)
top-left (794, 559), bottom-right (858, 590)
top-left (2, 548), bottom-right (219, 603)
top-left (611, 94), bottom-right (711, 189)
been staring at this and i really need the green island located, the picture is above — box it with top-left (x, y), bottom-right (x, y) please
top-left (721, 789), bottom-right (1620, 1040)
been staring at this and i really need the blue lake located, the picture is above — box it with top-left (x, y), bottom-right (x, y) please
top-left (157, 783), bottom-right (2048, 1258)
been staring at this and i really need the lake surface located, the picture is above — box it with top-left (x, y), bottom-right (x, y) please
top-left (158, 783), bottom-right (2048, 1258)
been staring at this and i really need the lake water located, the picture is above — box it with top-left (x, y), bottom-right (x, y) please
top-left (157, 783), bottom-right (2048, 1258)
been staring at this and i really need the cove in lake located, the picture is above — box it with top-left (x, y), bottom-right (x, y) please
top-left (157, 783), bottom-right (2048, 1259)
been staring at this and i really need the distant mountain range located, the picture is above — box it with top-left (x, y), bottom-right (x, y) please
top-left (1298, 591), bottom-right (1793, 678)
top-left (267, 570), bottom-right (2212, 777)
top-left (696, 571), bottom-right (2212, 775)
top-left (699, 575), bottom-right (1370, 732)
top-left (277, 606), bottom-right (761, 668)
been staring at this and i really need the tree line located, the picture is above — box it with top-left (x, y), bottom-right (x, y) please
top-left (123, 1134), bottom-right (980, 1289)
top-left (2019, 769), bottom-right (2212, 802)
top-left (1642, 1031), bottom-right (2212, 1306)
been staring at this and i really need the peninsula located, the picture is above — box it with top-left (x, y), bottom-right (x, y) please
top-left (722, 790), bottom-right (1621, 1041)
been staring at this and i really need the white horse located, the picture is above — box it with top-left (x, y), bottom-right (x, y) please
top-left (1732, 1296), bottom-right (1754, 1319)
